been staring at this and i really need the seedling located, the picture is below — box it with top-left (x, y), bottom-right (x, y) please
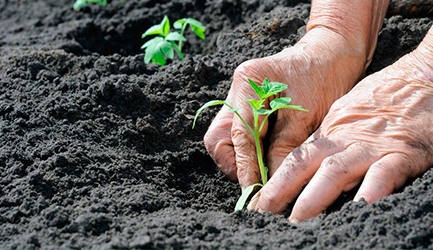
top-left (193, 78), bottom-right (308, 211)
top-left (141, 16), bottom-right (206, 66)
top-left (73, 0), bottom-right (125, 10)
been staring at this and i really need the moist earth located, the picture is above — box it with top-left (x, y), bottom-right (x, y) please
top-left (0, 0), bottom-right (433, 249)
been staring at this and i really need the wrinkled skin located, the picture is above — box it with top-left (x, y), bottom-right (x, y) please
top-left (204, 27), bottom-right (367, 188)
top-left (205, 0), bottom-right (433, 222)
top-left (249, 42), bottom-right (433, 222)
top-left (204, 1), bottom-right (389, 191)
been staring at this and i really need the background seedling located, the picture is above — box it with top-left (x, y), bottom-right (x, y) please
top-left (141, 16), bottom-right (206, 66)
top-left (193, 78), bottom-right (308, 211)
top-left (73, 0), bottom-right (125, 10)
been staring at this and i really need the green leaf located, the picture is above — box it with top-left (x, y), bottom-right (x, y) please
top-left (248, 78), bottom-right (265, 99)
top-left (184, 18), bottom-right (206, 30)
top-left (186, 18), bottom-right (206, 39)
top-left (160, 44), bottom-right (174, 59)
top-left (262, 80), bottom-right (288, 99)
top-left (142, 24), bottom-right (163, 38)
top-left (269, 105), bottom-right (308, 112)
top-left (141, 36), bottom-right (163, 49)
top-left (246, 99), bottom-right (264, 111)
top-left (144, 41), bottom-right (159, 63)
top-left (152, 50), bottom-right (166, 66)
top-left (97, 0), bottom-right (107, 6)
top-left (230, 107), bottom-right (241, 112)
top-left (174, 18), bottom-right (206, 39)
top-left (234, 183), bottom-right (263, 211)
top-left (256, 109), bottom-right (273, 115)
top-left (165, 32), bottom-right (187, 42)
top-left (155, 40), bottom-right (174, 65)
top-left (142, 16), bottom-right (170, 38)
top-left (192, 27), bottom-right (206, 39)
top-left (173, 19), bottom-right (185, 30)
top-left (280, 105), bottom-right (309, 112)
top-left (73, 0), bottom-right (87, 10)
top-left (270, 97), bottom-right (292, 110)
top-left (161, 16), bottom-right (170, 37)
top-left (143, 38), bottom-right (174, 65)
top-left (192, 100), bottom-right (233, 128)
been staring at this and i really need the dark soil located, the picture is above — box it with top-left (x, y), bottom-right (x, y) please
top-left (1, 0), bottom-right (433, 249)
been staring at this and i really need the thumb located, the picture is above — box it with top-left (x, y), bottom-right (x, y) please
top-left (204, 105), bottom-right (238, 181)
top-left (231, 105), bottom-right (263, 189)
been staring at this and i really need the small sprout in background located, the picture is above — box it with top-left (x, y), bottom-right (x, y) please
top-left (193, 78), bottom-right (308, 211)
top-left (73, 0), bottom-right (125, 10)
top-left (141, 16), bottom-right (206, 66)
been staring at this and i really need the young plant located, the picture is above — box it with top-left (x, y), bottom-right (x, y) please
top-left (73, 0), bottom-right (125, 10)
top-left (193, 78), bottom-right (308, 211)
top-left (141, 16), bottom-right (206, 66)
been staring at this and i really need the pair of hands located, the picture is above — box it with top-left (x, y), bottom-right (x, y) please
top-left (204, 29), bottom-right (433, 222)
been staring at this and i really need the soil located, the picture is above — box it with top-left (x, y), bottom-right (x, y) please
top-left (1, 0), bottom-right (433, 249)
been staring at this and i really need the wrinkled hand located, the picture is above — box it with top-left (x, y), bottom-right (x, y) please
top-left (204, 28), bottom-right (367, 188)
top-left (250, 47), bottom-right (433, 222)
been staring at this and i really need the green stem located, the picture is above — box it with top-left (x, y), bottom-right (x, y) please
top-left (170, 41), bottom-right (184, 61)
top-left (258, 113), bottom-right (272, 136)
top-left (175, 46), bottom-right (184, 61)
top-left (88, 0), bottom-right (107, 6)
top-left (230, 111), bottom-right (254, 135)
top-left (254, 112), bottom-right (268, 185)
top-left (178, 22), bottom-right (188, 52)
top-left (255, 132), bottom-right (267, 185)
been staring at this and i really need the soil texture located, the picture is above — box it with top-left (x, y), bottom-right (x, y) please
top-left (1, 0), bottom-right (433, 249)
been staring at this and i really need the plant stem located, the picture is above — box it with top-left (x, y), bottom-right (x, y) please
top-left (255, 132), bottom-right (267, 185)
top-left (178, 22), bottom-right (188, 52)
top-left (170, 41), bottom-right (184, 61)
top-left (88, 0), bottom-right (107, 6)
top-left (175, 46), bottom-right (184, 61)
top-left (254, 112), bottom-right (268, 185)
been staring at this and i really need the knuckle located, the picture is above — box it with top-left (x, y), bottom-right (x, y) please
top-left (260, 188), bottom-right (279, 205)
top-left (203, 130), bottom-right (218, 152)
top-left (203, 129), bottom-right (212, 142)
top-left (368, 163), bottom-right (394, 188)
top-left (231, 127), bottom-right (251, 146)
top-left (371, 154), bottom-right (414, 182)
top-left (234, 59), bottom-right (260, 78)
top-left (320, 156), bottom-right (352, 180)
top-left (285, 144), bottom-right (310, 172)
top-left (398, 153), bottom-right (424, 177)
top-left (259, 187), bottom-right (287, 212)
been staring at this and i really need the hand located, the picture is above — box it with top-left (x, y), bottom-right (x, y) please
top-left (249, 43), bottom-right (433, 222)
top-left (204, 28), bottom-right (368, 188)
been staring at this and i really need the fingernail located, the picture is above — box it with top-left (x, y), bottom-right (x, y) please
top-left (257, 207), bottom-right (265, 214)
top-left (291, 218), bottom-right (300, 224)
top-left (247, 192), bottom-right (261, 210)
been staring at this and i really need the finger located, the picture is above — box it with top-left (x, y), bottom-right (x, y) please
top-left (253, 135), bottom-right (341, 214)
top-left (229, 73), bottom-right (270, 188)
top-left (231, 102), bottom-right (263, 188)
top-left (204, 106), bottom-right (237, 181)
top-left (267, 108), bottom-right (316, 176)
top-left (289, 143), bottom-right (375, 222)
top-left (354, 153), bottom-right (412, 203)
